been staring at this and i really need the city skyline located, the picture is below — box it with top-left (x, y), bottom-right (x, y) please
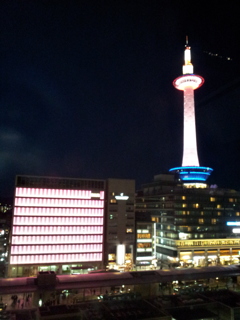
top-left (1, 1), bottom-right (240, 197)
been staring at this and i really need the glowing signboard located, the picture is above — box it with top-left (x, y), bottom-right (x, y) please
top-left (227, 222), bottom-right (240, 226)
top-left (115, 193), bottom-right (129, 200)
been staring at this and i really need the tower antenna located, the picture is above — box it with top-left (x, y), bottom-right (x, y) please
top-left (185, 35), bottom-right (188, 46)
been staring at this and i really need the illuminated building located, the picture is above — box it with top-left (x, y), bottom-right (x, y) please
top-left (136, 174), bottom-right (240, 267)
top-left (8, 175), bottom-right (105, 277)
top-left (135, 42), bottom-right (240, 267)
top-left (169, 39), bottom-right (213, 187)
top-left (8, 176), bottom-right (136, 277)
top-left (135, 216), bottom-right (154, 269)
top-left (105, 179), bottom-right (135, 269)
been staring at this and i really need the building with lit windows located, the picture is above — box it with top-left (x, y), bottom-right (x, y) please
top-left (136, 174), bottom-right (240, 268)
top-left (105, 179), bottom-right (135, 270)
top-left (135, 214), bottom-right (154, 269)
top-left (135, 41), bottom-right (240, 268)
top-left (8, 175), bottom-right (105, 277)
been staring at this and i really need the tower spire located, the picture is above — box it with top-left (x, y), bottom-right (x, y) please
top-left (183, 37), bottom-right (193, 74)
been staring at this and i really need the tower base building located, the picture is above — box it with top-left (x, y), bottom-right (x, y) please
top-left (136, 174), bottom-right (240, 268)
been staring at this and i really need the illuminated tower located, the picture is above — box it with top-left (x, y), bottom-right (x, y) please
top-left (170, 39), bottom-right (213, 187)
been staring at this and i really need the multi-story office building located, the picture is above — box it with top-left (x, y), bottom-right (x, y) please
top-left (8, 175), bottom-right (105, 277)
top-left (105, 179), bottom-right (135, 269)
top-left (136, 173), bottom-right (240, 267)
top-left (135, 213), bottom-right (154, 269)
top-left (8, 176), bottom-right (136, 277)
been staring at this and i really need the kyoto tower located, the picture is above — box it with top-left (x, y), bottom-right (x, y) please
top-left (170, 38), bottom-right (213, 187)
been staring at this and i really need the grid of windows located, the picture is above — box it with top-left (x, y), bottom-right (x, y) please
top-left (10, 185), bottom-right (104, 265)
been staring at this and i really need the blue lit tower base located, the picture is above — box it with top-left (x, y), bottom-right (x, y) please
top-left (169, 166), bottom-right (213, 187)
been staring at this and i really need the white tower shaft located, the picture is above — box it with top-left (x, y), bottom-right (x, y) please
top-left (182, 86), bottom-right (199, 167)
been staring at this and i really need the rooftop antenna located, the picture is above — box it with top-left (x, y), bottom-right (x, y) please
top-left (185, 35), bottom-right (188, 47)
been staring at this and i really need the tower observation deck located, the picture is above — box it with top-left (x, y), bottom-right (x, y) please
top-left (169, 40), bottom-right (213, 187)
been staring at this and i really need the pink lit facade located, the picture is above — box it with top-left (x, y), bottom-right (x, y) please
top-left (8, 176), bottom-right (105, 277)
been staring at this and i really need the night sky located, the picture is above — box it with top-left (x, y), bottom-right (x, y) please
top-left (1, 1), bottom-right (240, 198)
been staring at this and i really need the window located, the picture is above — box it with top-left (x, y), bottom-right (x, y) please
top-left (199, 219), bottom-right (204, 224)
top-left (217, 204), bottom-right (221, 209)
top-left (193, 203), bottom-right (199, 208)
top-left (137, 243), bottom-right (152, 248)
top-left (210, 197), bottom-right (216, 202)
top-left (217, 211), bottom-right (221, 216)
top-left (236, 212), bottom-right (240, 216)
top-left (229, 198), bottom-right (234, 203)
top-left (211, 219), bottom-right (217, 224)
top-left (108, 234), bottom-right (117, 240)
top-left (109, 222), bottom-right (117, 227)
top-left (182, 196), bottom-right (186, 200)
top-left (137, 233), bottom-right (151, 239)
top-left (126, 228), bottom-right (133, 233)
top-left (110, 199), bottom-right (117, 204)
top-left (182, 203), bottom-right (187, 208)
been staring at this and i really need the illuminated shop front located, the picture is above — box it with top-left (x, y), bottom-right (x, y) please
top-left (176, 238), bottom-right (240, 267)
top-left (8, 176), bottom-right (105, 277)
